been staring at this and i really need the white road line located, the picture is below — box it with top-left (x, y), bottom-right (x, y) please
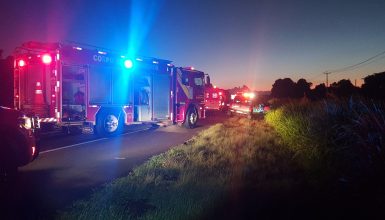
top-left (114, 157), bottom-right (126, 160)
top-left (40, 127), bottom-right (152, 154)
top-left (40, 138), bottom-right (108, 154)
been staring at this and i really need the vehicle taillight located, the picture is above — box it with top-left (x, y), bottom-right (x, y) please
top-left (42, 54), bottom-right (52, 64)
top-left (18, 59), bottom-right (26, 67)
top-left (32, 146), bottom-right (36, 156)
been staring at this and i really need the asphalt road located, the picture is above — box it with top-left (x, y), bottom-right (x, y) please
top-left (0, 111), bottom-right (226, 219)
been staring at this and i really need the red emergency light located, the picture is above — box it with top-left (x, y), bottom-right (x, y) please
top-left (42, 54), bottom-right (52, 64)
top-left (187, 66), bottom-right (195, 70)
top-left (243, 92), bottom-right (255, 99)
top-left (18, 59), bottom-right (26, 67)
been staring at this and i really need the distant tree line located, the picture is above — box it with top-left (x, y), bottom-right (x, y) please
top-left (270, 71), bottom-right (385, 101)
top-left (228, 85), bottom-right (251, 95)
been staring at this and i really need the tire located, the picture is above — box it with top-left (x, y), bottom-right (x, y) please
top-left (184, 107), bottom-right (198, 129)
top-left (95, 111), bottom-right (122, 137)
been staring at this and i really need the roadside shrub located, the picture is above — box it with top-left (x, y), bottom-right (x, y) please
top-left (265, 97), bottom-right (385, 185)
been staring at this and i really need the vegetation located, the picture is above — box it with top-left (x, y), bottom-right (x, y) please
top-left (59, 118), bottom-right (299, 219)
top-left (362, 71), bottom-right (385, 99)
top-left (265, 97), bottom-right (385, 217)
top-left (270, 71), bottom-right (385, 101)
top-left (59, 96), bottom-right (385, 219)
top-left (271, 78), bottom-right (312, 99)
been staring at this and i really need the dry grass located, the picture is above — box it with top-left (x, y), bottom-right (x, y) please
top-left (58, 98), bottom-right (385, 219)
top-left (58, 117), bottom-right (299, 219)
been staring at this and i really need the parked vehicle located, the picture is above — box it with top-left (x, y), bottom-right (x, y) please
top-left (13, 41), bottom-right (206, 136)
top-left (0, 106), bottom-right (40, 178)
top-left (228, 92), bottom-right (269, 118)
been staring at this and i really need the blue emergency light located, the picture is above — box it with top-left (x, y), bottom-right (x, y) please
top-left (124, 59), bottom-right (133, 69)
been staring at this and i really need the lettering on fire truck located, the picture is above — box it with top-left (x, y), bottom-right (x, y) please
top-left (92, 55), bottom-right (114, 63)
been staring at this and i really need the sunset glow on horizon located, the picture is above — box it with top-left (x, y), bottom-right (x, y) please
top-left (1, 0), bottom-right (384, 91)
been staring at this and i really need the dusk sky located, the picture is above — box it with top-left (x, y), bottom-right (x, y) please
top-left (1, 0), bottom-right (384, 90)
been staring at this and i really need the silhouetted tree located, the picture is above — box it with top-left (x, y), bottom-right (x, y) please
top-left (309, 83), bottom-right (327, 100)
top-left (229, 85), bottom-right (251, 95)
top-left (271, 78), bottom-right (297, 98)
top-left (295, 78), bottom-right (312, 98)
top-left (241, 85), bottom-right (250, 91)
top-left (361, 71), bottom-right (385, 100)
top-left (329, 79), bottom-right (359, 97)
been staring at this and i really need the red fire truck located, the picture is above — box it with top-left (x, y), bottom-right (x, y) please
top-left (205, 86), bottom-right (226, 111)
top-left (13, 41), bottom-right (206, 136)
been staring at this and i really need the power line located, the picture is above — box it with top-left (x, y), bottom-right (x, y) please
top-left (305, 48), bottom-right (385, 86)
top-left (308, 72), bottom-right (324, 81)
top-left (327, 48), bottom-right (385, 74)
top-left (337, 53), bottom-right (385, 77)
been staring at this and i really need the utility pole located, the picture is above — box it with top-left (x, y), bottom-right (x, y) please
top-left (324, 72), bottom-right (331, 87)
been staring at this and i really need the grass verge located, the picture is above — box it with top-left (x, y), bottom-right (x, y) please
top-left (59, 98), bottom-right (385, 219)
top-left (58, 117), bottom-right (299, 219)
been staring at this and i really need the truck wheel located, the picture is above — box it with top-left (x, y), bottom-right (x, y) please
top-left (96, 112), bottom-right (122, 136)
top-left (184, 108), bottom-right (198, 129)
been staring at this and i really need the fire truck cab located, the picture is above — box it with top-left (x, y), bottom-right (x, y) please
top-left (13, 42), bottom-right (205, 136)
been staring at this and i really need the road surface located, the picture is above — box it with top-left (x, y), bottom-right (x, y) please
top-left (0, 111), bottom-right (226, 219)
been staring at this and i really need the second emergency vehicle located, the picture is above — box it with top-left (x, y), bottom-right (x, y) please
top-left (205, 86), bottom-right (227, 111)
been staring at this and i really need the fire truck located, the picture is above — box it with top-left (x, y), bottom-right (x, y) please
top-left (204, 86), bottom-right (227, 111)
top-left (13, 41), bottom-right (206, 136)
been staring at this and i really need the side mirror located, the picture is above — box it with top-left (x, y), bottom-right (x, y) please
top-left (206, 75), bottom-right (211, 87)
